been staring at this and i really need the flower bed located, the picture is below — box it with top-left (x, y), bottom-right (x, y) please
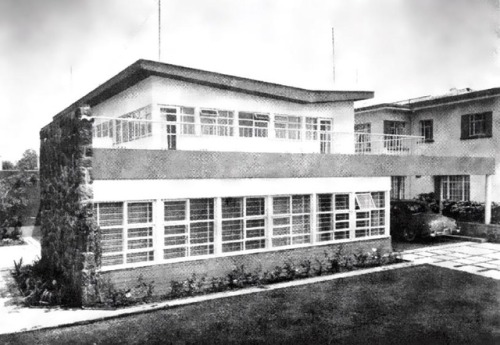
top-left (12, 246), bottom-right (404, 309)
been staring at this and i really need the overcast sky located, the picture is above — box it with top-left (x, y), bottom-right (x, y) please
top-left (1, 0), bottom-right (499, 162)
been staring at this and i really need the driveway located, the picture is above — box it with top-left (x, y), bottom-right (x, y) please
top-left (401, 241), bottom-right (500, 280)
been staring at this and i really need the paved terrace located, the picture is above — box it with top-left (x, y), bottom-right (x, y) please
top-left (0, 239), bottom-right (499, 335)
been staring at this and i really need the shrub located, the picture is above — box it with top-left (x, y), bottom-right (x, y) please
top-left (12, 258), bottom-right (61, 307)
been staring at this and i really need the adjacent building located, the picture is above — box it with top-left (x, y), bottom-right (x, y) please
top-left (40, 60), bottom-right (494, 303)
top-left (355, 87), bottom-right (500, 204)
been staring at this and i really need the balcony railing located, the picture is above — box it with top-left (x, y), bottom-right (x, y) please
top-left (91, 117), bottom-right (424, 155)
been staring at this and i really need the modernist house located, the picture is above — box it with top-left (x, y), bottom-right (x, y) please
top-left (40, 60), bottom-right (494, 302)
top-left (355, 87), bottom-right (500, 205)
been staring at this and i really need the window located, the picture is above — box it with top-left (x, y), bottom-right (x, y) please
top-left (221, 197), bottom-right (266, 253)
top-left (440, 176), bottom-right (470, 201)
top-left (355, 123), bottom-right (371, 153)
top-left (305, 118), bottom-right (318, 140)
top-left (179, 107), bottom-right (196, 135)
top-left (200, 109), bottom-right (234, 136)
top-left (163, 199), bottom-right (214, 259)
top-left (355, 192), bottom-right (385, 238)
top-left (272, 195), bottom-right (311, 247)
top-left (419, 120), bottom-right (433, 142)
top-left (391, 176), bottom-right (406, 200)
top-left (316, 194), bottom-right (350, 242)
top-left (275, 115), bottom-right (301, 140)
top-left (461, 112), bottom-right (492, 139)
top-left (94, 120), bottom-right (114, 139)
top-left (96, 202), bottom-right (154, 267)
top-left (115, 106), bottom-right (153, 144)
top-left (238, 112), bottom-right (269, 137)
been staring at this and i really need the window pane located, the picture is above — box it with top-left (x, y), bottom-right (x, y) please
top-left (246, 198), bottom-right (265, 216)
top-left (273, 197), bottom-right (290, 214)
top-left (190, 199), bottom-right (214, 220)
top-left (335, 194), bottom-right (349, 210)
top-left (128, 203), bottom-right (153, 223)
top-left (98, 203), bottom-right (123, 226)
top-left (222, 198), bottom-right (243, 219)
top-left (317, 194), bottom-right (332, 212)
top-left (164, 201), bottom-right (186, 221)
top-left (292, 195), bottom-right (310, 214)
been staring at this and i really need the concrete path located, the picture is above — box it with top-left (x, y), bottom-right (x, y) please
top-left (402, 241), bottom-right (500, 280)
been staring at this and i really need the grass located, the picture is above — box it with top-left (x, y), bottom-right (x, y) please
top-left (1, 265), bottom-right (499, 344)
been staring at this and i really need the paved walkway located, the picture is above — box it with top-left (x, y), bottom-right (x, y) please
top-left (402, 241), bottom-right (500, 280)
top-left (0, 240), bottom-right (498, 335)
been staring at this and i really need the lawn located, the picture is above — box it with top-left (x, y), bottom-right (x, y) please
top-left (1, 265), bottom-right (499, 344)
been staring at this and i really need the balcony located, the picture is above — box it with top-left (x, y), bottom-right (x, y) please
top-left (92, 117), bottom-right (425, 156)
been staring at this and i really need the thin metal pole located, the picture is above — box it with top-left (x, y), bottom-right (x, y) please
top-left (158, 0), bottom-right (161, 61)
top-left (332, 27), bottom-right (335, 84)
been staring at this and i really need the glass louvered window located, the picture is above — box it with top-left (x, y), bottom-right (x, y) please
top-left (238, 112), bottom-right (269, 138)
top-left (355, 192), bottom-right (386, 238)
top-left (305, 117), bottom-right (318, 140)
top-left (96, 202), bottom-right (154, 267)
top-left (275, 115), bottom-right (301, 140)
top-left (163, 199), bottom-right (215, 259)
top-left (221, 197), bottom-right (266, 253)
top-left (316, 194), bottom-right (350, 242)
top-left (200, 109), bottom-right (234, 136)
top-left (272, 195), bottom-right (311, 247)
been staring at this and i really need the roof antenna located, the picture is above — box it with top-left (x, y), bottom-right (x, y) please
top-left (332, 27), bottom-right (335, 85)
top-left (158, 0), bottom-right (161, 61)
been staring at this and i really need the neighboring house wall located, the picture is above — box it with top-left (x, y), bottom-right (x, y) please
top-left (355, 95), bottom-right (500, 202)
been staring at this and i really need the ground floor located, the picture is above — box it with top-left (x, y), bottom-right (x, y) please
top-left (92, 176), bottom-right (392, 290)
top-left (390, 174), bottom-right (493, 202)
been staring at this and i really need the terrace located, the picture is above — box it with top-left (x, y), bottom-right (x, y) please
top-left (91, 107), bottom-right (424, 156)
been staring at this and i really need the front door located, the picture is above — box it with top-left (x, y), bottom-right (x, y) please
top-left (319, 119), bottom-right (332, 154)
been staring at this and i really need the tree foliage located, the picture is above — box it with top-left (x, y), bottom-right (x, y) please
top-left (2, 161), bottom-right (15, 170)
top-left (0, 171), bottom-right (38, 228)
top-left (16, 149), bottom-right (38, 171)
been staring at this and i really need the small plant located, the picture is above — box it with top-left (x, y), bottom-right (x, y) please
top-left (282, 261), bottom-right (298, 280)
top-left (299, 259), bottom-right (313, 278)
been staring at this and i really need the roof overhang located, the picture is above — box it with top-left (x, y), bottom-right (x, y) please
top-left (52, 59), bottom-right (374, 122)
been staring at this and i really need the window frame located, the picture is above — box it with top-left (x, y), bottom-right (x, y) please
top-left (461, 112), bottom-right (492, 140)
top-left (221, 196), bottom-right (267, 253)
top-left (163, 198), bottom-right (215, 260)
top-left (238, 112), bottom-right (269, 138)
top-left (419, 119), bottom-right (434, 143)
top-left (275, 115), bottom-right (302, 140)
top-left (271, 194), bottom-right (312, 247)
top-left (200, 108), bottom-right (235, 137)
top-left (96, 201), bottom-right (155, 267)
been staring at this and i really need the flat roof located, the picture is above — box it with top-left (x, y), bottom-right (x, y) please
top-left (356, 87), bottom-right (500, 114)
top-left (51, 59), bottom-right (374, 122)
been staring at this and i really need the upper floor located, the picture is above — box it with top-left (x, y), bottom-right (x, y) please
top-left (355, 87), bottom-right (500, 158)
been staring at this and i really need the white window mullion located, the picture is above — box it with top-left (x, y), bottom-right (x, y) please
top-left (349, 193), bottom-right (356, 239)
top-left (154, 199), bottom-right (163, 262)
top-left (123, 202), bottom-right (128, 265)
top-left (266, 195), bottom-right (273, 249)
top-left (214, 197), bottom-right (222, 255)
top-left (311, 193), bottom-right (317, 244)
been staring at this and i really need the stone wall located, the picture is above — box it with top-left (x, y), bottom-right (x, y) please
top-left (39, 106), bottom-right (100, 306)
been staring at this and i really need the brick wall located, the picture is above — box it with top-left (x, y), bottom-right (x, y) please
top-left (102, 237), bottom-right (392, 295)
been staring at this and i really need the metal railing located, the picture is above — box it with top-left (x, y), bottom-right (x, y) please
top-left (91, 117), bottom-right (424, 155)
top-left (354, 132), bottom-right (424, 155)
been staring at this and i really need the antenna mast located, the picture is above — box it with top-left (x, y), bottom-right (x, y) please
top-left (332, 27), bottom-right (335, 84)
top-left (158, 0), bottom-right (161, 61)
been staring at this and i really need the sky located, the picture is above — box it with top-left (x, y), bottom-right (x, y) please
top-left (1, 0), bottom-right (499, 163)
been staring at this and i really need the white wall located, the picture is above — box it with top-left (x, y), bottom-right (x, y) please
top-left (356, 96), bottom-right (500, 201)
top-left (93, 176), bottom-right (390, 202)
top-left (151, 77), bottom-right (355, 154)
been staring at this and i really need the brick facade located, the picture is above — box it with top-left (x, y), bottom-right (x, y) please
top-left (102, 237), bottom-right (392, 296)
